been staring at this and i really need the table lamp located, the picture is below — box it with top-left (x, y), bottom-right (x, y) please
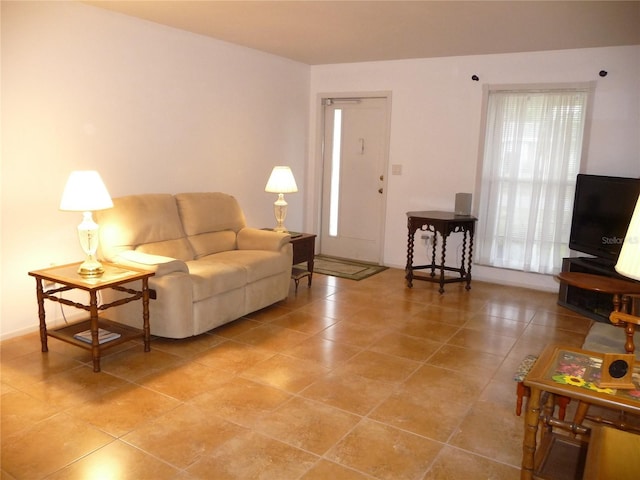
top-left (615, 194), bottom-right (640, 281)
top-left (611, 193), bottom-right (640, 355)
top-left (59, 170), bottom-right (114, 277)
top-left (265, 166), bottom-right (298, 232)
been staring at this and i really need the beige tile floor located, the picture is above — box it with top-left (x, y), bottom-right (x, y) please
top-left (0, 268), bottom-right (601, 479)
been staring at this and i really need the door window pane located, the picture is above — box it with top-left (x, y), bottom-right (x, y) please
top-left (329, 109), bottom-right (342, 237)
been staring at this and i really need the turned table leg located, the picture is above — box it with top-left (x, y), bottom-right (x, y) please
top-left (142, 277), bottom-right (151, 352)
top-left (405, 222), bottom-right (416, 288)
top-left (36, 278), bottom-right (48, 353)
top-left (89, 290), bottom-right (101, 372)
top-left (521, 386), bottom-right (541, 480)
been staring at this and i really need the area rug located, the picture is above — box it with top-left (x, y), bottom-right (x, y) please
top-left (582, 322), bottom-right (640, 361)
top-left (308, 255), bottom-right (388, 281)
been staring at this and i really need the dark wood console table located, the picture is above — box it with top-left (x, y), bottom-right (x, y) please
top-left (290, 232), bottom-right (316, 292)
top-left (405, 211), bottom-right (477, 293)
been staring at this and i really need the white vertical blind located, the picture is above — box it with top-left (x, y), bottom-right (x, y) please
top-left (477, 88), bottom-right (590, 274)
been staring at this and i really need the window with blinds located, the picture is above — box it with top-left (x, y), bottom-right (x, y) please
top-left (476, 85), bottom-right (592, 274)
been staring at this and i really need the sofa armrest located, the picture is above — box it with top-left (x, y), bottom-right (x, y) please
top-left (115, 250), bottom-right (189, 276)
top-left (237, 227), bottom-right (291, 251)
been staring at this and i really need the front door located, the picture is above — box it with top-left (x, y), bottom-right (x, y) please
top-left (320, 97), bottom-right (390, 263)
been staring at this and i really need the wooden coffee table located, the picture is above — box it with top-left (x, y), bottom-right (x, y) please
top-left (28, 262), bottom-right (154, 372)
top-left (521, 344), bottom-right (640, 480)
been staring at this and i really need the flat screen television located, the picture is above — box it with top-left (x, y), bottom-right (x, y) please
top-left (569, 174), bottom-right (640, 263)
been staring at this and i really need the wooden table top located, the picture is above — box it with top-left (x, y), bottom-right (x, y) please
top-left (556, 272), bottom-right (640, 294)
top-left (29, 262), bottom-right (154, 290)
top-left (406, 210), bottom-right (477, 221)
top-left (525, 344), bottom-right (640, 415)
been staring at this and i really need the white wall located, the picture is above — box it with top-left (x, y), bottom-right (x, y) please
top-left (3, 2), bottom-right (639, 340)
top-left (1, 1), bottom-right (310, 339)
top-left (308, 46), bottom-right (640, 291)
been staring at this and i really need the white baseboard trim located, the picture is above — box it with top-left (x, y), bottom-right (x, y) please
top-left (1, 312), bottom-right (86, 342)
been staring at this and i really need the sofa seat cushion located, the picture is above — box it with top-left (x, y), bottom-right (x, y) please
top-left (201, 250), bottom-right (288, 284)
top-left (186, 260), bottom-right (246, 301)
top-left (116, 250), bottom-right (189, 276)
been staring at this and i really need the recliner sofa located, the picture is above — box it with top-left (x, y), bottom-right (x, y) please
top-left (95, 192), bottom-right (292, 338)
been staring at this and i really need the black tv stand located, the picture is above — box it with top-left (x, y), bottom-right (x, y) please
top-left (575, 256), bottom-right (615, 270)
top-left (558, 256), bottom-right (638, 323)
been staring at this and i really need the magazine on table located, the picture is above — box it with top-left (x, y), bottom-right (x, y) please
top-left (73, 328), bottom-right (121, 344)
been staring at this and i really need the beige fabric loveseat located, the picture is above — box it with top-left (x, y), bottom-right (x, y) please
top-left (95, 192), bottom-right (292, 338)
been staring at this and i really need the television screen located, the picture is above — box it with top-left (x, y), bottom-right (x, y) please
top-left (569, 174), bottom-right (640, 262)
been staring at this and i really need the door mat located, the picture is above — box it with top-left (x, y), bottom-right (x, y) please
top-left (305, 255), bottom-right (388, 281)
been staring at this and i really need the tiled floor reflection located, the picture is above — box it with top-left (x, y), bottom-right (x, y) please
top-left (2, 268), bottom-right (596, 479)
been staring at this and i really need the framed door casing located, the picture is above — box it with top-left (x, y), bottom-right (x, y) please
top-left (319, 95), bottom-right (391, 264)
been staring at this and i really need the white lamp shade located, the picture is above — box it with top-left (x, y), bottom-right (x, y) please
top-left (59, 171), bottom-right (113, 212)
top-left (265, 166), bottom-right (298, 194)
top-left (615, 194), bottom-right (640, 281)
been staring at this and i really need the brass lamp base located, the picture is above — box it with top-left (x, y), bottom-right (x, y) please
top-left (77, 257), bottom-right (105, 277)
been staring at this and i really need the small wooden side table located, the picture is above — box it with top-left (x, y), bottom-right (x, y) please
top-left (28, 262), bottom-right (155, 372)
top-left (405, 211), bottom-right (477, 293)
top-left (521, 344), bottom-right (640, 480)
top-left (290, 232), bottom-right (316, 292)
top-left (556, 272), bottom-right (640, 353)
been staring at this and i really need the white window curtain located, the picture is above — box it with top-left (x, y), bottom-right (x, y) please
top-left (477, 88), bottom-right (590, 274)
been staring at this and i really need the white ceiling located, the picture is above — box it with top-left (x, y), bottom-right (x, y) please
top-left (85, 1), bottom-right (640, 65)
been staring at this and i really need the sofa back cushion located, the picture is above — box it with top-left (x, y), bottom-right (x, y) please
top-left (97, 194), bottom-right (195, 261)
top-left (175, 193), bottom-right (247, 258)
top-left (188, 231), bottom-right (238, 259)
